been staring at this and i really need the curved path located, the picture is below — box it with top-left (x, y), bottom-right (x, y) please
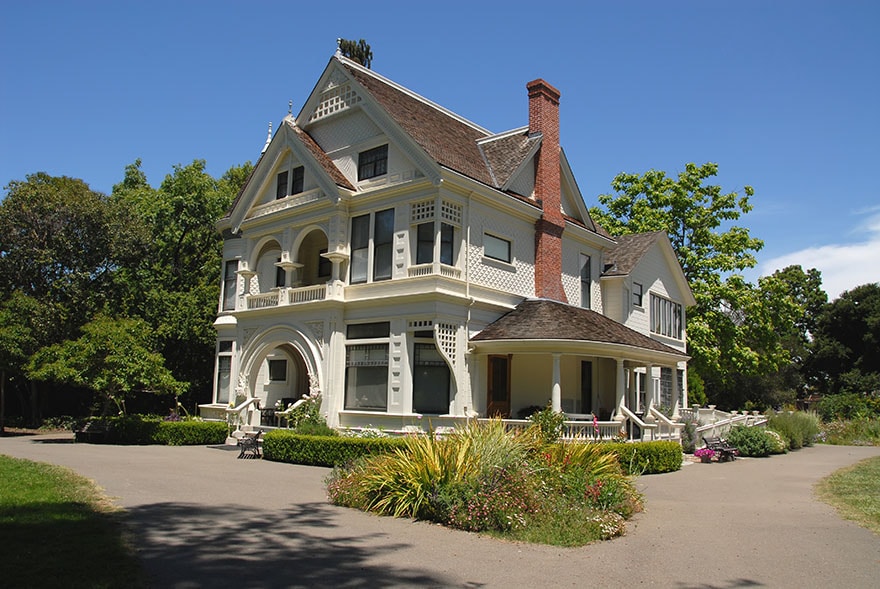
top-left (2, 434), bottom-right (878, 588)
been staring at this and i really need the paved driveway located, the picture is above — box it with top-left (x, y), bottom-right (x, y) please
top-left (2, 434), bottom-right (878, 588)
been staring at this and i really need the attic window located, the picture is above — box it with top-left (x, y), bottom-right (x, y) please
top-left (358, 145), bottom-right (388, 181)
top-left (291, 166), bottom-right (304, 195)
top-left (276, 171), bottom-right (288, 199)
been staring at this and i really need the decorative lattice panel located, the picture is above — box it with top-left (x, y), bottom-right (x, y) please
top-left (308, 83), bottom-right (362, 123)
top-left (410, 200), bottom-right (434, 223)
top-left (408, 319), bottom-right (433, 330)
top-left (441, 200), bottom-right (462, 226)
top-left (435, 323), bottom-right (458, 368)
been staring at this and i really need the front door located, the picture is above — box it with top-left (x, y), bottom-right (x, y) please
top-left (486, 355), bottom-right (511, 417)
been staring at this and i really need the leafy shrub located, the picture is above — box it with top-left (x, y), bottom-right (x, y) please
top-left (293, 421), bottom-right (338, 437)
top-left (820, 418), bottom-right (880, 446)
top-left (599, 441), bottom-right (683, 474)
top-left (153, 421), bottom-right (227, 445)
top-left (767, 411), bottom-right (821, 449)
top-left (517, 405), bottom-right (542, 419)
top-left (263, 430), bottom-right (406, 467)
top-left (816, 393), bottom-right (880, 422)
top-left (725, 425), bottom-right (773, 457)
top-left (765, 429), bottom-right (788, 454)
top-left (679, 416), bottom-right (698, 454)
top-left (529, 405), bottom-right (565, 444)
top-left (76, 415), bottom-right (226, 445)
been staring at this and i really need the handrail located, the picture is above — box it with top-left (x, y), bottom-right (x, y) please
top-left (650, 407), bottom-right (684, 440)
top-left (225, 397), bottom-right (261, 430)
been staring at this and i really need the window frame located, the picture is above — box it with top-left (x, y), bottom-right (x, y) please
top-left (222, 260), bottom-right (238, 311)
top-left (291, 166), bottom-right (304, 195)
top-left (633, 282), bottom-right (644, 307)
top-left (349, 209), bottom-right (395, 284)
top-left (412, 341), bottom-right (450, 415)
top-left (344, 321), bottom-right (392, 412)
top-left (214, 340), bottom-right (234, 404)
top-left (650, 293), bottom-right (683, 339)
top-left (483, 232), bottom-right (512, 263)
top-left (579, 253), bottom-right (591, 309)
top-left (268, 359), bottom-right (287, 382)
top-left (357, 144), bottom-right (388, 181)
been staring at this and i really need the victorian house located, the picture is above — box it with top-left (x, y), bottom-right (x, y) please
top-left (201, 49), bottom-right (695, 440)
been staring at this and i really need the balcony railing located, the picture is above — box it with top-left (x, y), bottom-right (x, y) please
top-left (407, 263), bottom-right (462, 279)
top-left (245, 285), bottom-right (328, 310)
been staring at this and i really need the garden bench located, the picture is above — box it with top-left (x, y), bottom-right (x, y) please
top-left (237, 430), bottom-right (263, 459)
top-left (702, 436), bottom-right (738, 462)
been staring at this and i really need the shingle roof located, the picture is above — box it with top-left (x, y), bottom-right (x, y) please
top-left (478, 130), bottom-right (541, 188)
top-left (288, 120), bottom-right (355, 191)
top-left (471, 298), bottom-right (687, 357)
top-left (342, 62), bottom-right (499, 187)
top-left (602, 231), bottom-right (665, 276)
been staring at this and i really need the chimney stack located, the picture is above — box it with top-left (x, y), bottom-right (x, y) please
top-left (528, 79), bottom-right (567, 302)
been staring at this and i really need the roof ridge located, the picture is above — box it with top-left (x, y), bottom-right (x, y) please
top-left (336, 56), bottom-right (492, 136)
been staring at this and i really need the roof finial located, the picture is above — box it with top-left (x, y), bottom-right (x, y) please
top-left (262, 121), bottom-right (272, 154)
top-left (288, 100), bottom-right (293, 116)
top-left (335, 38), bottom-right (342, 57)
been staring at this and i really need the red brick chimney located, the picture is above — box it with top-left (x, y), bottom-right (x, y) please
top-left (528, 79), bottom-right (567, 302)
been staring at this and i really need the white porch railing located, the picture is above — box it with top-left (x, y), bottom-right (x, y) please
top-left (686, 406), bottom-right (768, 438)
top-left (619, 406), bottom-right (659, 441)
top-left (246, 291), bottom-right (283, 309)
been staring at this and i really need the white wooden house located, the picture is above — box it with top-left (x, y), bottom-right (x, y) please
top-left (201, 49), bottom-right (696, 440)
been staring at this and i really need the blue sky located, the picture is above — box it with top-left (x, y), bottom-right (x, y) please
top-left (2, 1), bottom-right (877, 299)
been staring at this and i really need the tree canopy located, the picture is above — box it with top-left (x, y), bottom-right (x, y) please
top-left (590, 162), bottom-right (820, 407)
top-left (338, 38), bottom-right (373, 68)
top-left (1, 159), bottom-right (251, 422)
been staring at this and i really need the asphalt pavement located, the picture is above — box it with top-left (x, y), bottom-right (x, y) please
top-left (2, 433), bottom-right (878, 588)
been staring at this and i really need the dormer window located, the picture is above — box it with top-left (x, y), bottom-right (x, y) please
top-left (276, 171), bottom-right (288, 199)
top-left (358, 145), bottom-right (388, 180)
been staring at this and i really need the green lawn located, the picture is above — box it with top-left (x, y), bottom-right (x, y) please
top-left (0, 455), bottom-right (144, 588)
top-left (816, 455), bottom-right (880, 535)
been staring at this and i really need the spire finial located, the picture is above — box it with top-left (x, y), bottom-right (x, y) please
top-left (335, 38), bottom-right (342, 57)
top-left (262, 121), bottom-right (272, 154)
top-left (288, 100), bottom-right (293, 115)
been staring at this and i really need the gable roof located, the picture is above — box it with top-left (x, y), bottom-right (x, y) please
top-left (471, 298), bottom-right (688, 358)
top-left (602, 231), bottom-right (667, 277)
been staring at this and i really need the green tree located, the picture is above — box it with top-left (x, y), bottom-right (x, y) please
top-left (111, 159), bottom-right (249, 404)
top-left (27, 315), bottom-right (186, 416)
top-left (338, 38), bottom-right (373, 68)
top-left (590, 163), bottom-right (802, 407)
top-left (805, 283), bottom-right (880, 396)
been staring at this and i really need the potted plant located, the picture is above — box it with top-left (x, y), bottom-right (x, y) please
top-left (694, 447), bottom-right (716, 463)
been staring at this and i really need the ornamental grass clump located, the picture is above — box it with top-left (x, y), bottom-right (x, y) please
top-left (768, 411), bottom-right (821, 449)
top-left (326, 419), bottom-right (642, 545)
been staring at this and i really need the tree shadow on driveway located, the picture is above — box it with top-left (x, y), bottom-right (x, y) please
top-left (124, 500), bottom-right (452, 588)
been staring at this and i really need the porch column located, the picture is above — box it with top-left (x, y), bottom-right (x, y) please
top-left (644, 363), bottom-right (655, 418)
top-left (671, 365), bottom-right (681, 419)
top-left (551, 353), bottom-right (562, 413)
top-left (614, 359), bottom-right (626, 419)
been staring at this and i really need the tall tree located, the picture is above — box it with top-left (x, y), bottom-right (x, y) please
top-left (338, 38), bottom-right (373, 68)
top-left (805, 283), bottom-right (880, 396)
top-left (590, 163), bottom-right (801, 406)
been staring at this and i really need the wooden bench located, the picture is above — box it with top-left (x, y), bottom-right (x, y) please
top-left (74, 422), bottom-right (108, 444)
top-left (237, 430), bottom-right (263, 459)
top-left (702, 436), bottom-right (738, 462)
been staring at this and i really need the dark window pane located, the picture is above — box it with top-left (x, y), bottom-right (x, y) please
top-left (276, 171), bottom-right (288, 199)
top-left (413, 344), bottom-right (450, 414)
top-left (358, 145), bottom-right (388, 180)
top-left (291, 166), bottom-right (304, 194)
top-left (416, 222), bottom-right (433, 265)
top-left (347, 322), bottom-right (391, 339)
top-left (373, 209), bottom-right (394, 281)
top-left (440, 223), bottom-right (454, 265)
top-left (268, 359), bottom-right (287, 381)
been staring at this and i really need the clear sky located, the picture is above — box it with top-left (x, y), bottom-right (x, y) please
top-left (2, 1), bottom-right (877, 299)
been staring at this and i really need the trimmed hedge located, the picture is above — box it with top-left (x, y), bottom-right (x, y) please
top-left (263, 431), bottom-right (682, 474)
top-left (263, 430), bottom-right (408, 466)
top-left (76, 416), bottom-right (227, 446)
top-left (598, 441), bottom-right (683, 474)
top-left (725, 424), bottom-right (774, 457)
